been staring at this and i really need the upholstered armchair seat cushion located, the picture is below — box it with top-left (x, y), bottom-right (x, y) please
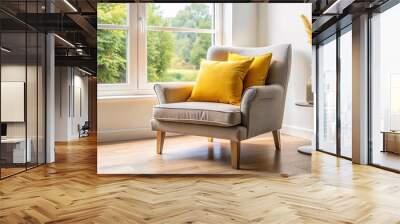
top-left (153, 102), bottom-right (241, 127)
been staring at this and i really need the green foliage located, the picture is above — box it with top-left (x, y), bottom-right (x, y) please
top-left (97, 3), bottom-right (127, 25)
top-left (146, 5), bottom-right (174, 82)
top-left (97, 3), bottom-right (213, 84)
top-left (159, 69), bottom-right (198, 82)
top-left (190, 34), bottom-right (211, 69)
top-left (171, 4), bottom-right (212, 68)
top-left (171, 4), bottom-right (212, 29)
top-left (97, 4), bottom-right (128, 84)
top-left (97, 29), bottom-right (127, 84)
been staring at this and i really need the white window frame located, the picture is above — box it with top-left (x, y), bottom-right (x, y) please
top-left (98, 3), bottom-right (222, 97)
top-left (98, 4), bottom-right (139, 96)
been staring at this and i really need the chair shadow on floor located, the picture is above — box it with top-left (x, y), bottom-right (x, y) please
top-left (98, 133), bottom-right (312, 176)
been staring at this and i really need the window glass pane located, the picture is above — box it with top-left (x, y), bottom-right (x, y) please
top-left (371, 3), bottom-right (400, 171)
top-left (340, 29), bottom-right (352, 158)
top-left (147, 31), bottom-right (212, 82)
top-left (391, 76), bottom-right (400, 129)
top-left (146, 3), bottom-right (214, 83)
top-left (97, 29), bottom-right (127, 84)
top-left (97, 3), bottom-right (128, 25)
top-left (146, 3), bottom-right (213, 29)
top-left (27, 32), bottom-right (38, 169)
top-left (1, 31), bottom-right (27, 177)
top-left (38, 33), bottom-right (46, 165)
top-left (318, 38), bottom-right (337, 154)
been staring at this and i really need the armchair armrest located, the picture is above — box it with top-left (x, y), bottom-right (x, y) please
top-left (154, 83), bottom-right (194, 104)
top-left (240, 84), bottom-right (284, 138)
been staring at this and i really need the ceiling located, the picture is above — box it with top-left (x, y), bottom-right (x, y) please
top-left (1, 0), bottom-right (395, 74)
top-left (310, 0), bottom-right (391, 43)
top-left (0, 0), bottom-right (97, 75)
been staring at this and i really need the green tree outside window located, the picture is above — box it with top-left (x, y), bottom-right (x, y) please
top-left (98, 3), bottom-right (214, 84)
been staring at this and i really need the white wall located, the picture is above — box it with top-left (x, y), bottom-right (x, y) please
top-left (223, 3), bottom-right (259, 47)
top-left (1, 65), bottom-right (41, 138)
top-left (55, 67), bottom-right (70, 141)
top-left (98, 96), bottom-right (157, 142)
top-left (258, 3), bottom-right (313, 139)
top-left (72, 74), bottom-right (89, 138)
top-left (98, 3), bottom-right (314, 142)
top-left (55, 67), bottom-right (89, 141)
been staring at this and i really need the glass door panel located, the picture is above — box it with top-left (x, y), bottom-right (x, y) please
top-left (27, 31), bottom-right (38, 169)
top-left (1, 31), bottom-right (28, 178)
top-left (339, 29), bottom-right (352, 158)
top-left (0, 0), bottom-right (46, 179)
top-left (370, 3), bottom-right (400, 171)
top-left (38, 33), bottom-right (46, 165)
top-left (318, 37), bottom-right (337, 154)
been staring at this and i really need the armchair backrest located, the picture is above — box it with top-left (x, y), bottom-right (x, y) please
top-left (206, 44), bottom-right (292, 97)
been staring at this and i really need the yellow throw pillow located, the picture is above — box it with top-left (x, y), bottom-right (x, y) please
top-left (228, 52), bottom-right (272, 88)
top-left (188, 59), bottom-right (254, 105)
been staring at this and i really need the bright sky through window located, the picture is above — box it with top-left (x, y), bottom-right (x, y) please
top-left (156, 3), bottom-right (213, 19)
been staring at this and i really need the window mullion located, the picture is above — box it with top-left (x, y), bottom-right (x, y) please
top-left (215, 3), bottom-right (223, 45)
top-left (97, 24), bottom-right (128, 30)
top-left (137, 3), bottom-right (148, 90)
top-left (98, 3), bottom-right (220, 96)
top-left (146, 26), bottom-right (214, 34)
top-left (140, 3), bottom-right (219, 90)
top-left (130, 3), bottom-right (139, 92)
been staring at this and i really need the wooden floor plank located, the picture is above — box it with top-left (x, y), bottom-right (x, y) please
top-left (0, 135), bottom-right (400, 223)
top-left (98, 134), bottom-right (311, 175)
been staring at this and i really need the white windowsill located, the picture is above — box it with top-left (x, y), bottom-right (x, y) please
top-left (98, 94), bottom-right (157, 101)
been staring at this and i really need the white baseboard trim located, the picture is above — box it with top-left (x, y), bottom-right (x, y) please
top-left (98, 127), bottom-right (180, 143)
top-left (98, 127), bottom-right (154, 143)
top-left (281, 124), bottom-right (313, 140)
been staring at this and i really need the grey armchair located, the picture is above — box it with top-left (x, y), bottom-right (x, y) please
top-left (151, 44), bottom-right (292, 169)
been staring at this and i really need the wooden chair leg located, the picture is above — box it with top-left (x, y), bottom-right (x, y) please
top-left (272, 130), bottom-right (281, 150)
top-left (208, 137), bottom-right (214, 142)
top-left (230, 141), bottom-right (240, 169)
top-left (156, 131), bottom-right (166, 154)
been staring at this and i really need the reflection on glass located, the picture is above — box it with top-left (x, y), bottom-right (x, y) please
top-left (340, 29), bottom-right (352, 158)
top-left (0, 1), bottom-right (46, 178)
top-left (27, 32), bottom-right (38, 169)
top-left (1, 32), bottom-right (27, 177)
top-left (38, 33), bottom-right (46, 165)
top-left (318, 37), bottom-right (337, 154)
top-left (371, 3), bottom-right (400, 171)
top-left (390, 75), bottom-right (400, 130)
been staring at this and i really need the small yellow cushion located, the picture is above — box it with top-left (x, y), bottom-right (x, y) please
top-left (228, 52), bottom-right (272, 88)
top-left (188, 59), bottom-right (254, 105)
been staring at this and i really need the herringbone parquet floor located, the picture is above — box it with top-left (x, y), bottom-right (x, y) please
top-left (1, 135), bottom-right (400, 223)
